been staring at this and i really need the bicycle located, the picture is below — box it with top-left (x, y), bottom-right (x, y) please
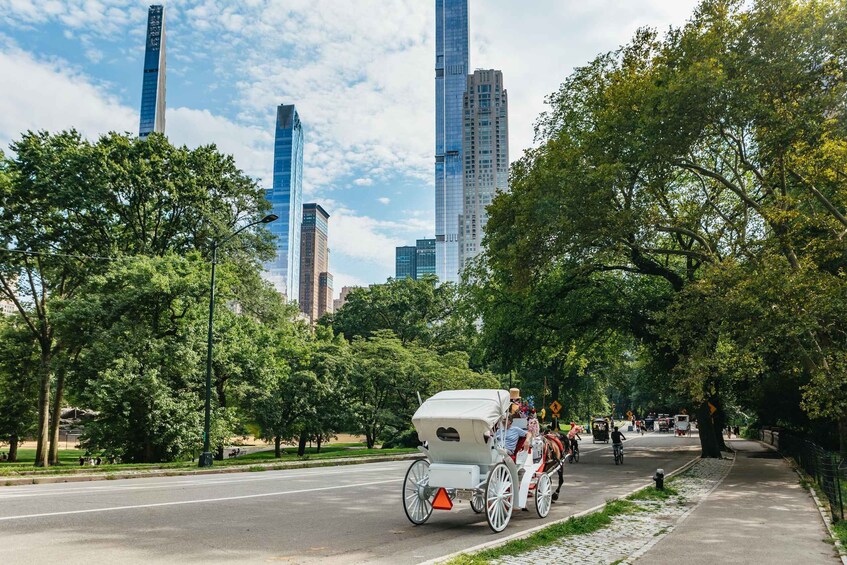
top-left (568, 440), bottom-right (580, 463)
top-left (613, 443), bottom-right (623, 465)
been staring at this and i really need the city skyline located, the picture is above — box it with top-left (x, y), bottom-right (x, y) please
top-left (0, 1), bottom-right (701, 295)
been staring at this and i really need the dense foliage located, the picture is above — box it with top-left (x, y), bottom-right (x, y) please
top-left (475, 0), bottom-right (847, 454)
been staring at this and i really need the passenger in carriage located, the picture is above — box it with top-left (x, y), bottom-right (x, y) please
top-left (495, 413), bottom-right (533, 456)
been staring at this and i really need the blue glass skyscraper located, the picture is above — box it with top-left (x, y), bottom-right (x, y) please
top-left (264, 104), bottom-right (304, 300)
top-left (435, 0), bottom-right (469, 283)
top-left (139, 5), bottom-right (166, 138)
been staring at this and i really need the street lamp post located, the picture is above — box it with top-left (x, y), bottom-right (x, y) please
top-left (199, 213), bottom-right (277, 468)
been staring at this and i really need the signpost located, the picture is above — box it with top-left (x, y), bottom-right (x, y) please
top-left (550, 400), bottom-right (561, 419)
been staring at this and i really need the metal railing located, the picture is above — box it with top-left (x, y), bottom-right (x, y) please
top-left (759, 428), bottom-right (844, 522)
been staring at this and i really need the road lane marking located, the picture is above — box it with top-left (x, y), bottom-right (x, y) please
top-left (0, 465), bottom-right (403, 499)
top-left (0, 478), bottom-right (396, 521)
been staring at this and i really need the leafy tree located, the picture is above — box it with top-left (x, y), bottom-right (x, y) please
top-left (479, 0), bottom-right (847, 455)
top-left (0, 130), bottom-right (272, 466)
top-left (0, 318), bottom-right (39, 462)
top-left (325, 276), bottom-right (473, 352)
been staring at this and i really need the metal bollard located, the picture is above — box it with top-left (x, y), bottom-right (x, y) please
top-left (653, 468), bottom-right (665, 490)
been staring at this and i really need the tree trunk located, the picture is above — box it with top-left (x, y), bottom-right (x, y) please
top-left (274, 435), bottom-right (281, 458)
top-left (34, 349), bottom-right (51, 467)
top-left (316, 435), bottom-right (322, 453)
top-left (297, 431), bottom-right (308, 457)
top-left (48, 367), bottom-right (67, 465)
top-left (8, 433), bottom-right (18, 462)
top-left (365, 431), bottom-right (375, 449)
top-left (696, 401), bottom-right (721, 458)
top-left (712, 399), bottom-right (729, 452)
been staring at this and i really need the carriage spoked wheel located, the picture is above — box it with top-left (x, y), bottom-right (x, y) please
top-left (485, 462), bottom-right (514, 532)
top-left (534, 472), bottom-right (553, 518)
top-left (403, 460), bottom-right (435, 525)
top-left (470, 491), bottom-right (485, 514)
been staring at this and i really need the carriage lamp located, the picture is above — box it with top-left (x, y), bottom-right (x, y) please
top-left (653, 468), bottom-right (665, 490)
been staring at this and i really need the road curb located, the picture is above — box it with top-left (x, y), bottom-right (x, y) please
top-left (755, 439), bottom-right (847, 565)
top-left (420, 453), bottom-right (700, 565)
top-left (0, 453), bottom-right (422, 487)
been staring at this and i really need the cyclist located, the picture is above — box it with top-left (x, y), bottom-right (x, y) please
top-left (566, 422), bottom-right (582, 457)
top-left (611, 426), bottom-right (626, 460)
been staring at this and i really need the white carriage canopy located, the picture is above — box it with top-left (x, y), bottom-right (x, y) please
top-left (412, 389), bottom-right (510, 447)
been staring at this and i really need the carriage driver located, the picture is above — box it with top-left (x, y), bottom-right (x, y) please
top-left (496, 413), bottom-right (533, 456)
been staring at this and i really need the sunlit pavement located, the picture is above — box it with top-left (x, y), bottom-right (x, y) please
top-left (0, 432), bottom-right (700, 564)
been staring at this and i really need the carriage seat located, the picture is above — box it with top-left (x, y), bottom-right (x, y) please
top-left (509, 436), bottom-right (528, 461)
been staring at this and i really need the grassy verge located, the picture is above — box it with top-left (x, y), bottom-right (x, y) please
top-left (0, 445), bottom-right (417, 477)
top-left (627, 484), bottom-right (679, 501)
top-left (444, 499), bottom-right (642, 565)
top-left (795, 469), bottom-right (847, 549)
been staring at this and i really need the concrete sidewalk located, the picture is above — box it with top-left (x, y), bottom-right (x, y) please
top-left (636, 440), bottom-right (839, 564)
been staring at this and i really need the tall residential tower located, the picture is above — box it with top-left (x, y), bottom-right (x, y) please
top-left (459, 69), bottom-right (509, 268)
top-left (264, 104), bottom-right (304, 300)
top-left (139, 5), bottom-right (166, 138)
top-left (435, 0), bottom-right (469, 283)
top-left (299, 203), bottom-right (332, 323)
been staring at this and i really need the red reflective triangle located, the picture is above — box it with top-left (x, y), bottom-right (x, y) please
top-left (432, 487), bottom-right (453, 510)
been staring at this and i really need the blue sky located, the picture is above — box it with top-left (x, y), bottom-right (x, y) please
top-left (0, 0), bottom-right (700, 295)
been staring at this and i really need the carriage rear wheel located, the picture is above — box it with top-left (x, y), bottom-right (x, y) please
top-left (534, 472), bottom-right (552, 518)
top-left (403, 460), bottom-right (435, 525)
top-left (485, 462), bottom-right (514, 533)
top-left (470, 491), bottom-right (485, 514)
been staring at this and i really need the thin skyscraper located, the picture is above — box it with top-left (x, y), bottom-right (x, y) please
top-left (460, 70), bottom-right (509, 268)
top-left (139, 5), bottom-right (166, 138)
top-left (435, 0), bottom-right (469, 283)
top-left (264, 104), bottom-right (304, 300)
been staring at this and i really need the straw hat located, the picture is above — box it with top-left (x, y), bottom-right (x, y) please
top-left (509, 388), bottom-right (521, 400)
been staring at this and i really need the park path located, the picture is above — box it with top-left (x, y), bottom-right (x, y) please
top-left (636, 439), bottom-right (839, 564)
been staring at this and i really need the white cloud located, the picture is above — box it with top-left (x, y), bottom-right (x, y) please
top-left (330, 271), bottom-right (367, 299)
top-left (377, 197), bottom-right (390, 205)
top-left (166, 107), bottom-right (273, 185)
top-left (0, 0), bottom-right (707, 287)
top-left (0, 42), bottom-right (136, 148)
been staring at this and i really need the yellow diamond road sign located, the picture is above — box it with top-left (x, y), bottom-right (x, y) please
top-left (550, 400), bottom-right (562, 413)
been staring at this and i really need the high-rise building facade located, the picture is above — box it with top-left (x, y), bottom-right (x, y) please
top-left (415, 238), bottom-right (437, 279)
top-left (395, 246), bottom-right (417, 279)
top-left (139, 5), bottom-right (166, 138)
top-left (460, 70), bottom-right (509, 268)
top-left (265, 104), bottom-right (304, 299)
top-left (318, 272), bottom-right (333, 319)
top-left (435, 0), bottom-right (469, 283)
top-left (299, 203), bottom-right (331, 323)
top-left (333, 285), bottom-right (357, 313)
top-left (395, 239), bottom-right (437, 280)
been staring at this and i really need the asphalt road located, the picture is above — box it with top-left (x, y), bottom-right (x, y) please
top-left (0, 432), bottom-right (700, 564)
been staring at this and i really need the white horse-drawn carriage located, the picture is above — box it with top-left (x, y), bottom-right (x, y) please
top-left (402, 389), bottom-right (559, 532)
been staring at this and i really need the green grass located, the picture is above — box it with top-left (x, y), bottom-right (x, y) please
top-left (0, 444), bottom-right (417, 477)
top-left (444, 499), bottom-right (641, 565)
top-left (627, 484), bottom-right (679, 501)
top-left (832, 521), bottom-right (847, 547)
